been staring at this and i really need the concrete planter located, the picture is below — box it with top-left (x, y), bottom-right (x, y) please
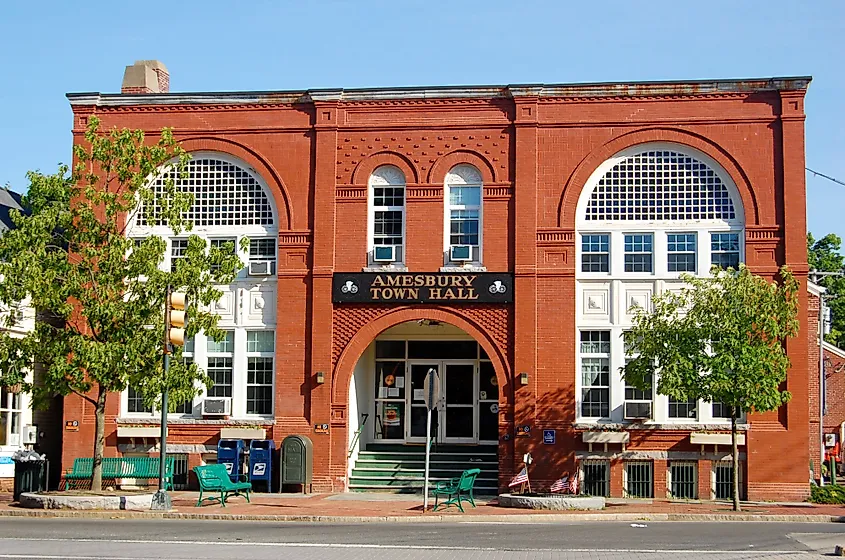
top-left (19, 492), bottom-right (155, 511)
top-left (498, 493), bottom-right (605, 510)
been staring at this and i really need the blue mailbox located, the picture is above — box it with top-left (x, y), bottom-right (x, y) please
top-left (217, 439), bottom-right (245, 482)
top-left (249, 440), bottom-right (275, 492)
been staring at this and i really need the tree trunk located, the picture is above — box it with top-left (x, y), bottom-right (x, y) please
top-left (731, 408), bottom-right (741, 512)
top-left (91, 385), bottom-right (107, 492)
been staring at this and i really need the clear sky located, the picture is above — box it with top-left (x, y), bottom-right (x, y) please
top-left (1, 0), bottom-right (843, 241)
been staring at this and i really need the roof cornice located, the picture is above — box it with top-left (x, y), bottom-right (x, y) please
top-left (67, 76), bottom-right (812, 107)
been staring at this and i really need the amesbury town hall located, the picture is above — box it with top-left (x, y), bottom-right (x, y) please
top-left (61, 61), bottom-right (812, 501)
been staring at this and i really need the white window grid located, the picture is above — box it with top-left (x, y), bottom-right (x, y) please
top-left (624, 234), bottom-right (653, 273)
top-left (581, 234), bottom-right (609, 273)
top-left (170, 238), bottom-right (189, 272)
top-left (585, 150), bottom-right (737, 222)
top-left (444, 164), bottom-right (483, 264)
top-left (668, 398), bottom-right (698, 420)
top-left (580, 331), bottom-right (610, 418)
top-left (0, 387), bottom-right (23, 447)
top-left (209, 238), bottom-right (237, 273)
top-left (669, 461), bottom-right (698, 499)
top-left (667, 232), bottom-right (697, 273)
top-left (624, 461), bottom-right (654, 498)
top-left (711, 232), bottom-right (741, 269)
top-left (246, 331), bottom-right (275, 416)
top-left (207, 331), bottom-right (234, 399)
top-left (126, 386), bottom-right (151, 414)
top-left (711, 402), bottom-right (739, 419)
top-left (624, 358), bottom-right (653, 418)
top-left (137, 158), bottom-right (274, 227)
top-left (369, 165), bottom-right (406, 264)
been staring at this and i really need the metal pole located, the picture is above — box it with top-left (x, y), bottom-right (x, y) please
top-left (151, 285), bottom-right (172, 510)
top-left (423, 408), bottom-right (432, 510)
top-left (820, 286), bottom-right (826, 486)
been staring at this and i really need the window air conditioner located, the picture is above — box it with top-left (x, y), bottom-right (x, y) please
top-left (450, 244), bottom-right (472, 262)
top-left (624, 401), bottom-right (652, 420)
top-left (373, 245), bottom-right (396, 263)
top-left (248, 260), bottom-right (273, 276)
top-left (201, 397), bottom-right (231, 416)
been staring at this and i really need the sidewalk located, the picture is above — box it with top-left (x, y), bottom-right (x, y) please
top-left (1, 491), bottom-right (843, 522)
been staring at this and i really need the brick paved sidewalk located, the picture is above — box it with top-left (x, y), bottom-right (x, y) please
top-left (1, 490), bottom-right (843, 520)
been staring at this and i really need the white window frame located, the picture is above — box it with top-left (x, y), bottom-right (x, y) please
top-left (367, 165), bottom-right (406, 266)
top-left (0, 388), bottom-right (24, 448)
top-left (443, 164), bottom-right (483, 266)
top-left (245, 330), bottom-right (275, 416)
top-left (667, 232), bottom-right (697, 273)
top-left (624, 233), bottom-right (654, 274)
top-left (578, 330), bottom-right (611, 419)
top-left (575, 143), bottom-right (745, 426)
top-left (581, 233), bottom-right (610, 274)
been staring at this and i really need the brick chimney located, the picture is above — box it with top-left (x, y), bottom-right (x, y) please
top-left (121, 60), bottom-right (169, 94)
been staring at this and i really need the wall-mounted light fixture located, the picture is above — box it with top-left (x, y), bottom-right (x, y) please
top-left (519, 372), bottom-right (529, 386)
top-left (316, 371), bottom-right (325, 384)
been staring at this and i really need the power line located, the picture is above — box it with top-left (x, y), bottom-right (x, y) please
top-left (807, 167), bottom-right (845, 187)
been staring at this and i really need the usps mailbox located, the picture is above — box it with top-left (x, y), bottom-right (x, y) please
top-left (249, 439), bottom-right (275, 492)
top-left (281, 435), bottom-right (313, 493)
top-left (217, 439), bottom-right (245, 482)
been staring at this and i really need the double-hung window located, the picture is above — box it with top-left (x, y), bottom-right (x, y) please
top-left (711, 232), bottom-right (740, 269)
top-left (370, 166), bottom-right (406, 264)
top-left (170, 239), bottom-right (189, 272)
top-left (624, 234), bottom-right (653, 272)
top-left (0, 387), bottom-right (23, 446)
top-left (445, 165), bottom-right (483, 264)
top-left (582, 234), bottom-right (609, 273)
top-left (206, 331), bottom-right (234, 399)
top-left (580, 331), bottom-right (610, 418)
top-left (173, 337), bottom-right (195, 414)
top-left (249, 238), bottom-right (276, 275)
top-left (209, 238), bottom-right (236, 274)
top-left (246, 331), bottom-right (274, 415)
top-left (667, 233), bottom-right (696, 272)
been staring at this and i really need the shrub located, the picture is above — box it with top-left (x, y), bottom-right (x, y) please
top-left (810, 484), bottom-right (845, 504)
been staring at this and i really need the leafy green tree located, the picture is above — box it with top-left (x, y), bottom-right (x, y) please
top-left (808, 232), bottom-right (845, 348)
top-left (623, 266), bottom-right (800, 511)
top-left (0, 118), bottom-right (242, 491)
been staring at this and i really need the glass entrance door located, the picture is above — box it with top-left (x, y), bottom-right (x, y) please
top-left (441, 362), bottom-right (477, 444)
top-left (407, 362), bottom-right (438, 443)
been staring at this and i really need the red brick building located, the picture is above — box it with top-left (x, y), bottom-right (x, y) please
top-left (61, 61), bottom-right (812, 500)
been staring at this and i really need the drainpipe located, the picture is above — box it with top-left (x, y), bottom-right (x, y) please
top-left (820, 290), bottom-right (826, 486)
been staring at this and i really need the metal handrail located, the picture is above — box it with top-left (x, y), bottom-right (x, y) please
top-left (347, 413), bottom-right (369, 458)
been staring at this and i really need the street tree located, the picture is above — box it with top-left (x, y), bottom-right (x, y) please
top-left (623, 265), bottom-right (800, 511)
top-left (0, 117), bottom-right (243, 491)
top-left (808, 232), bottom-right (845, 348)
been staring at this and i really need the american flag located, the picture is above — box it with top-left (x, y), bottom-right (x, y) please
top-left (551, 474), bottom-right (579, 494)
top-left (508, 466), bottom-right (529, 487)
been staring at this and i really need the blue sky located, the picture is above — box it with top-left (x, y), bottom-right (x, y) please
top-left (1, 0), bottom-right (843, 241)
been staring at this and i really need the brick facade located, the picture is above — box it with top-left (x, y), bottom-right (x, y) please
top-left (60, 73), bottom-right (813, 500)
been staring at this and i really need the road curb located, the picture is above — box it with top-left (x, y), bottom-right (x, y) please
top-left (0, 509), bottom-right (843, 523)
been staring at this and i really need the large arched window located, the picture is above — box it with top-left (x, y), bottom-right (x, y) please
top-left (575, 143), bottom-right (744, 426)
top-left (368, 165), bottom-right (406, 265)
top-left (444, 164), bottom-right (483, 265)
top-left (126, 152), bottom-right (278, 420)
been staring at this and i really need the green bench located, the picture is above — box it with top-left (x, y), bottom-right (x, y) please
top-left (431, 468), bottom-right (481, 512)
top-left (63, 457), bottom-right (174, 490)
top-left (193, 464), bottom-right (252, 507)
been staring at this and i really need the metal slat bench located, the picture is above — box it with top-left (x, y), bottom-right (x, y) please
top-left (63, 457), bottom-right (174, 490)
top-left (193, 464), bottom-right (251, 507)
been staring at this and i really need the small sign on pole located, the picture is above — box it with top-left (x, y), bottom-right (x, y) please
top-left (423, 367), bottom-right (439, 511)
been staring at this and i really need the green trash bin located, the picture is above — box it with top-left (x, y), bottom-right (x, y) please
top-left (13, 450), bottom-right (49, 502)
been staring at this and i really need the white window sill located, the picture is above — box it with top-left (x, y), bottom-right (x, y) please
top-left (573, 421), bottom-right (749, 431)
top-left (116, 417), bottom-right (274, 426)
top-left (440, 265), bottom-right (487, 273)
top-left (363, 265), bottom-right (409, 272)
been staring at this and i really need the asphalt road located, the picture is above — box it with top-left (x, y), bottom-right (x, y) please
top-left (0, 518), bottom-right (843, 559)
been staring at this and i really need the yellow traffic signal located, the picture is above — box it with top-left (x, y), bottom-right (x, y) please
top-left (167, 291), bottom-right (188, 346)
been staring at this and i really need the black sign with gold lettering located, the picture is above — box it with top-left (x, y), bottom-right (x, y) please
top-left (333, 273), bottom-right (513, 304)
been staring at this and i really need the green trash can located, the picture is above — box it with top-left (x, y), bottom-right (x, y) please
top-left (12, 450), bottom-right (49, 502)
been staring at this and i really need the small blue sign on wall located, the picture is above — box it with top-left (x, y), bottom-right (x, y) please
top-left (543, 429), bottom-right (556, 445)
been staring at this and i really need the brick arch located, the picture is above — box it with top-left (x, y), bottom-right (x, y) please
top-left (557, 127), bottom-right (759, 228)
top-left (176, 136), bottom-right (293, 229)
top-left (331, 306), bottom-right (511, 405)
top-left (428, 150), bottom-right (497, 184)
top-left (351, 151), bottom-right (419, 185)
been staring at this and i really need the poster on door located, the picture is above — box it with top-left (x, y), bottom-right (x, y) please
top-left (383, 404), bottom-right (401, 426)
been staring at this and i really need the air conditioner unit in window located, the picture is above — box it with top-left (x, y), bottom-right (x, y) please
top-left (450, 244), bottom-right (472, 262)
top-left (248, 260), bottom-right (273, 276)
top-left (624, 401), bottom-right (652, 420)
top-left (201, 397), bottom-right (231, 417)
top-left (373, 245), bottom-right (396, 263)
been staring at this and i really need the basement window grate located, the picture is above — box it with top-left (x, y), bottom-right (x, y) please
top-left (669, 461), bottom-right (697, 499)
top-left (581, 460), bottom-right (610, 497)
top-left (625, 461), bottom-right (653, 498)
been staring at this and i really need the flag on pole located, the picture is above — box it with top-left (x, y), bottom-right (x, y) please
top-left (508, 466), bottom-right (529, 487)
top-left (551, 472), bottom-right (579, 494)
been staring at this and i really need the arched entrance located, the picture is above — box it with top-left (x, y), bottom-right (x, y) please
top-left (335, 311), bottom-right (510, 494)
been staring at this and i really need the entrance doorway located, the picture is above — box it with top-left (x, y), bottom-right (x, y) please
top-left (372, 338), bottom-right (498, 445)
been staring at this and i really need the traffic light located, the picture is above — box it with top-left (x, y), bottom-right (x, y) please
top-left (167, 291), bottom-right (188, 347)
